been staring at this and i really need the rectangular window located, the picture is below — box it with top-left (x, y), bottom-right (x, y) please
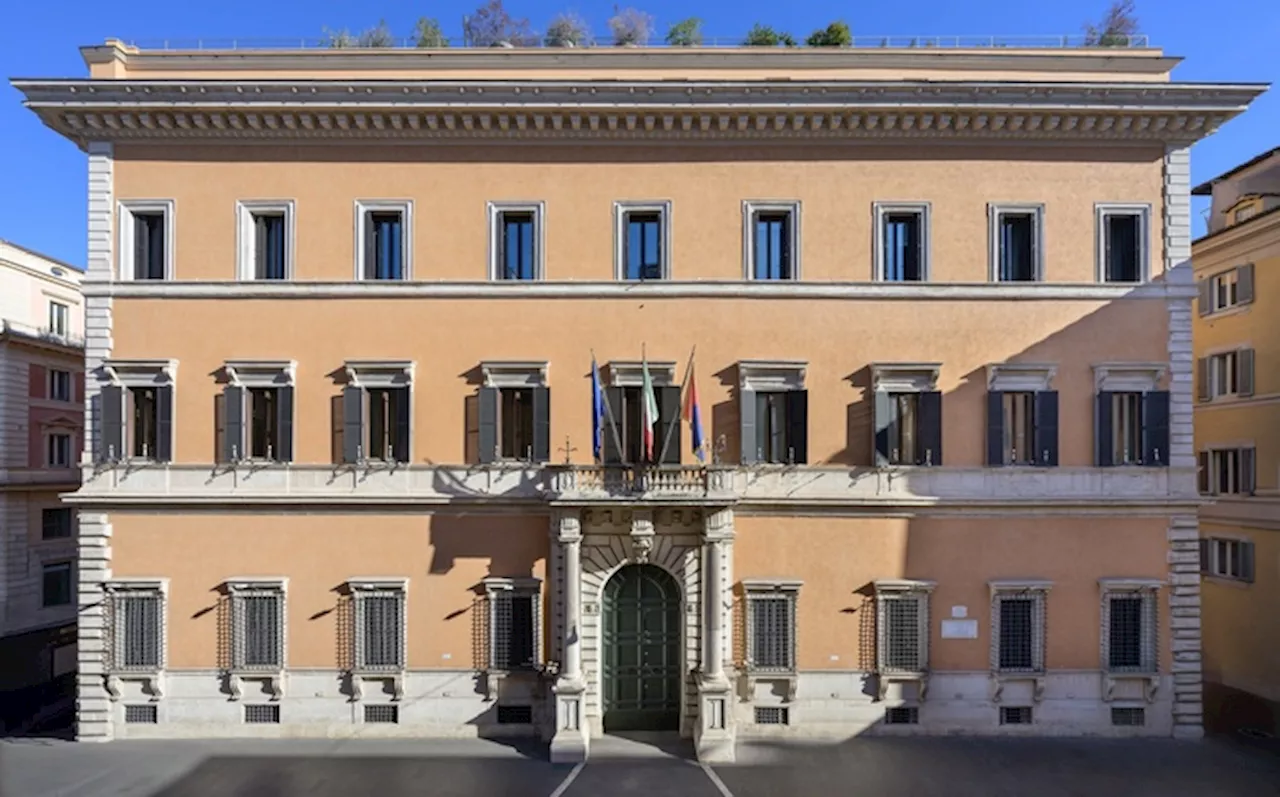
top-left (494, 209), bottom-right (540, 281)
top-left (49, 369), bottom-right (72, 402)
top-left (1213, 270), bottom-right (1238, 310)
top-left (48, 301), bottom-right (69, 337)
top-left (991, 206), bottom-right (1042, 282)
top-left (991, 589), bottom-right (1047, 673)
top-left (1211, 351), bottom-right (1238, 398)
top-left (47, 433), bottom-right (72, 468)
top-left (253, 213), bottom-right (288, 280)
top-left (1203, 537), bottom-right (1256, 582)
top-left (243, 704), bottom-right (280, 724)
top-left (129, 387), bottom-right (159, 460)
top-left (357, 202), bottom-right (412, 281)
top-left (231, 585), bottom-right (285, 670)
top-left (132, 211), bottom-right (168, 280)
top-left (1200, 447), bottom-right (1256, 496)
top-left (340, 366), bottom-right (413, 466)
top-left (42, 507), bottom-right (73, 540)
top-left (1107, 597), bottom-right (1145, 670)
top-left (747, 204), bottom-right (799, 281)
top-left (1098, 207), bottom-right (1147, 283)
top-left (874, 389), bottom-right (943, 467)
top-left (109, 588), bottom-right (164, 670)
top-left (99, 375), bottom-right (173, 464)
top-left (602, 384), bottom-right (682, 466)
top-left (1110, 392), bottom-right (1143, 466)
top-left (754, 392), bottom-right (806, 464)
top-left (42, 562), bottom-right (73, 608)
top-left (625, 212), bottom-right (664, 280)
top-left (366, 388), bottom-right (410, 462)
top-left (1200, 263), bottom-right (1255, 316)
top-left (1234, 204), bottom-right (1258, 224)
top-left (876, 204), bottom-right (929, 282)
top-left (498, 387), bottom-right (535, 461)
top-left (1001, 392), bottom-right (1036, 465)
top-left (354, 587), bottom-right (405, 671)
top-left (248, 388), bottom-right (279, 460)
top-left (1101, 585), bottom-right (1157, 674)
top-left (488, 583), bottom-right (539, 671)
top-left (875, 581), bottom-right (936, 676)
top-left (745, 588), bottom-right (798, 672)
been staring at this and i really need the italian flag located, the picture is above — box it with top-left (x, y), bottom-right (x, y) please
top-left (641, 357), bottom-right (660, 462)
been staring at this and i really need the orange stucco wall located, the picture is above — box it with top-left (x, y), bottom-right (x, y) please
top-left (111, 295), bottom-right (1168, 467)
top-left (109, 511), bottom-right (549, 669)
top-left (112, 142), bottom-right (1165, 284)
top-left (733, 514), bottom-right (1172, 671)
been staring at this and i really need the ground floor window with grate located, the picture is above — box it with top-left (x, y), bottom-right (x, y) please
top-left (351, 582), bottom-right (406, 671)
top-left (874, 580), bottom-right (936, 674)
top-left (483, 578), bottom-right (541, 671)
top-left (1100, 582), bottom-right (1158, 674)
top-left (107, 584), bottom-right (165, 671)
top-left (742, 580), bottom-right (801, 673)
top-left (227, 581), bottom-right (286, 670)
top-left (990, 582), bottom-right (1049, 674)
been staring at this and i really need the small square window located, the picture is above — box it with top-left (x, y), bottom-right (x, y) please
top-left (875, 203), bottom-right (930, 282)
top-left (119, 202), bottom-right (173, 281)
top-left (990, 205), bottom-right (1043, 282)
top-left (42, 562), bottom-right (73, 607)
top-left (490, 204), bottom-right (544, 281)
top-left (356, 202), bottom-right (412, 281)
top-left (42, 507), bottom-right (73, 540)
top-left (616, 202), bottom-right (670, 280)
top-left (745, 202), bottom-right (800, 281)
top-left (49, 369), bottom-right (72, 402)
top-left (46, 433), bottom-right (73, 468)
top-left (48, 302), bottom-right (70, 337)
top-left (1097, 206), bottom-right (1148, 283)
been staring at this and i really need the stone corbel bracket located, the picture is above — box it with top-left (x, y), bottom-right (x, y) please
top-left (227, 671), bottom-right (287, 701)
top-left (350, 671), bottom-right (406, 702)
top-left (1103, 674), bottom-right (1159, 704)
top-left (877, 673), bottom-right (930, 703)
top-left (988, 673), bottom-right (1046, 704)
top-left (105, 672), bottom-right (165, 702)
top-left (629, 512), bottom-right (655, 563)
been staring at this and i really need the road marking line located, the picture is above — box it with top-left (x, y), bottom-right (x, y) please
top-left (700, 761), bottom-right (736, 797)
top-left (549, 761), bottom-right (586, 797)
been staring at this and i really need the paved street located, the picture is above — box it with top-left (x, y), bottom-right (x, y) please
top-left (3, 734), bottom-right (1279, 797)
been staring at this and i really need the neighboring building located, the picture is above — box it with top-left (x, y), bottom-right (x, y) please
top-left (12, 37), bottom-right (1264, 757)
top-left (0, 239), bottom-right (84, 728)
top-left (1191, 148), bottom-right (1280, 737)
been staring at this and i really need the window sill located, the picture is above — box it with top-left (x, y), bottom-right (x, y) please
top-left (1203, 304), bottom-right (1251, 321)
top-left (1203, 575), bottom-right (1252, 589)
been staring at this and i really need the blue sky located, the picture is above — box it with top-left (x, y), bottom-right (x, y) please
top-left (1, 0), bottom-right (1274, 268)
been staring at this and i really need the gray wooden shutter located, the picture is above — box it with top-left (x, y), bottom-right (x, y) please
top-left (393, 388), bottom-right (411, 463)
top-left (1241, 542), bottom-right (1256, 583)
top-left (1237, 348), bottom-right (1255, 397)
top-left (155, 386), bottom-right (173, 462)
top-left (342, 386), bottom-right (364, 464)
top-left (1198, 538), bottom-right (1210, 573)
top-left (659, 385), bottom-right (682, 465)
top-left (1198, 278), bottom-right (1212, 316)
top-left (785, 390), bottom-right (808, 465)
top-left (1142, 391), bottom-right (1170, 467)
top-left (1241, 447), bottom-right (1256, 495)
top-left (477, 387), bottom-right (498, 464)
top-left (1034, 391), bottom-right (1059, 467)
top-left (1237, 262), bottom-right (1255, 305)
top-left (223, 385), bottom-right (244, 462)
top-left (100, 385), bottom-right (123, 462)
top-left (874, 390), bottom-right (896, 466)
top-left (362, 211), bottom-right (376, 279)
top-left (1197, 357), bottom-right (1210, 403)
top-left (603, 387), bottom-right (625, 465)
top-left (986, 390), bottom-right (1004, 466)
top-left (1198, 451), bottom-right (1210, 493)
top-left (532, 386), bottom-right (551, 463)
top-left (739, 388), bottom-right (757, 464)
top-left (917, 390), bottom-right (942, 466)
top-left (276, 386), bottom-right (294, 462)
top-left (1095, 391), bottom-right (1114, 467)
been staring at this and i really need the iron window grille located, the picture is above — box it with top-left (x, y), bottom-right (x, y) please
top-left (754, 706), bottom-right (790, 725)
top-left (743, 581), bottom-right (801, 674)
top-left (874, 580), bottom-right (936, 675)
top-left (106, 584), bottom-right (165, 672)
top-left (1111, 707), bottom-right (1145, 727)
top-left (884, 706), bottom-right (919, 725)
top-left (243, 704), bottom-right (281, 724)
top-left (989, 583), bottom-right (1050, 674)
top-left (352, 583), bottom-right (407, 672)
top-left (364, 704), bottom-right (400, 724)
top-left (497, 705), bottom-right (534, 724)
top-left (483, 578), bottom-right (542, 672)
top-left (124, 704), bottom-right (158, 724)
top-left (1099, 581), bottom-right (1159, 675)
top-left (1000, 706), bottom-right (1033, 725)
top-left (228, 582), bottom-right (286, 671)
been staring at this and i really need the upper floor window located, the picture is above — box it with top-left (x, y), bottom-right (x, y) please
top-left (49, 369), bottom-right (72, 402)
top-left (1099, 580), bottom-right (1158, 675)
top-left (42, 507), bottom-right (73, 540)
top-left (744, 201), bottom-right (800, 281)
top-left (47, 433), bottom-right (72, 468)
top-left (615, 201), bottom-right (671, 281)
top-left (1093, 365), bottom-right (1168, 467)
top-left (1198, 447), bottom-right (1256, 496)
top-left (237, 201), bottom-right (294, 280)
top-left (1200, 537), bottom-right (1256, 582)
top-left (743, 580), bottom-right (801, 673)
top-left (341, 361), bottom-right (413, 465)
top-left (477, 361), bottom-right (550, 463)
top-left (489, 202), bottom-right (544, 281)
top-left (872, 363), bottom-right (942, 467)
top-left (601, 361), bottom-right (681, 465)
top-left (43, 562), bottom-right (74, 608)
top-left (1199, 264), bottom-right (1255, 316)
top-left (220, 361), bottom-right (295, 463)
top-left (989, 204), bottom-right (1044, 282)
top-left (48, 301), bottom-right (69, 337)
top-left (356, 201), bottom-right (412, 281)
top-left (986, 365), bottom-right (1057, 467)
top-left (1096, 205), bottom-right (1150, 283)
top-left (874, 202), bottom-right (930, 282)
top-left (99, 360), bottom-right (176, 463)
top-left (1198, 348), bottom-right (1254, 402)
top-left (739, 361), bottom-right (807, 465)
top-left (119, 201), bottom-right (174, 281)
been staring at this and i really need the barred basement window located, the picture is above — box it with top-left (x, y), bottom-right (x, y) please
top-left (497, 705), bottom-right (534, 724)
top-left (228, 581), bottom-right (286, 670)
top-left (124, 704), bottom-right (158, 724)
top-left (875, 580), bottom-right (935, 674)
top-left (884, 706), bottom-right (919, 725)
top-left (364, 704), bottom-right (400, 724)
top-left (243, 704), bottom-right (280, 724)
top-left (1000, 706), bottom-right (1033, 725)
top-left (743, 580), bottom-right (802, 673)
top-left (1100, 580), bottom-right (1159, 674)
top-left (486, 579), bottom-right (540, 672)
top-left (1111, 707), bottom-right (1146, 726)
top-left (107, 584), bottom-right (165, 671)
top-left (352, 582), bottom-right (407, 671)
top-left (754, 706), bottom-right (790, 725)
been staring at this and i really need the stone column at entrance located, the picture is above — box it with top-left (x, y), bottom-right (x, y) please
top-left (696, 508), bottom-right (736, 763)
top-left (550, 510), bottom-right (589, 763)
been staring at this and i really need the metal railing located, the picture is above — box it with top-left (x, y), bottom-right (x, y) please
top-left (123, 34), bottom-right (1151, 52)
top-left (549, 464), bottom-right (732, 496)
top-left (0, 319), bottom-right (85, 347)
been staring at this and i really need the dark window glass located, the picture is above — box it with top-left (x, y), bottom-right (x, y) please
top-left (1108, 597), bottom-right (1144, 669)
top-left (1002, 392), bottom-right (1036, 465)
top-left (366, 212), bottom-right (404, 280)
top-left (998, 213), bottom-right (1036, 281)
top-left (130, 387), bottom-right (158, 459)
top-left (998, 598), bottom-right (1034, 669)
top-left (499, 388), bottom-right (535, 460)
top-left (43, 563), bottom-right (73, 607)
top-left (755, 393), bottom-right (792, 464)
top-left (753, 212), bottom-right (792, 280)
top-left (241, 594), bottom-right (282, 667)
top-left (134, 213), bottom-right (166, 280)
top-left (1111, 392), bottom-right (1143, 465)
top-left (254, 213), bottom-right (287, 280)
top-left (42, 508), bottom-right (73, 540)
top-left (249, 388), bottom-right (279, 459)
top-left (492, 592), bottom-right (536, 670)
top-left (1104, 214), bottom-right (1141, 282)
top-left (499, 212), bottom-right (536, 280)
top-left (625, 212), bottom-right (663, 280)
top-left (889, 393), bottom-right (920, 466)
top-left (366, 388), bottom-right (407, 461)
top-left (883, 212), bottom-right (924, 281)
top-left (750, 596), bottom-right (793, 670)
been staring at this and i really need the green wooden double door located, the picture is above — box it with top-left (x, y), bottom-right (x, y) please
top-left (602, 564), bottom-right (682, 732)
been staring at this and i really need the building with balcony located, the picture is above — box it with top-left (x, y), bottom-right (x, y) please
top-left (0, 239), bottom-right (84, 729)
top-left (12, 37), bottom-right (1265, 758)
top-left (1192, 147), bottom-right (1280, 738)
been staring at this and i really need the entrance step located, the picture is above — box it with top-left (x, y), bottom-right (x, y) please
top-left (590, 732), bottom-right (695, 760)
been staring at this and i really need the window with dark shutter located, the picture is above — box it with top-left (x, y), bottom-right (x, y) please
top-left (42, 562), bottom-right (73, 607)
top-left (1101, 211), bottom-right (1143, 282)
top-left (658, 385), bottom-right (682, 464)
top-left (1142, 391), bottom-right (1170, 467)
top-left (128, 387), bottom-right (160, 460)
top-left (365, 387), bottom-right (410, 463)
top-left (995, 211), bottom-right (1039, 282)
top-left (342, 386), bottom-right (364, 464)
top-left (42, 508), bottom-right (73, 540)
top-left (101, 385), bottom-right (124, 462)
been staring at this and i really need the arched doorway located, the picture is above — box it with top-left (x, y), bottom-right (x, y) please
top-left (601, 564), bottom-right (682, 732)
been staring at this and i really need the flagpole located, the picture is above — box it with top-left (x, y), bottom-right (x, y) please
top-left (591, 349), bottom-right (626, 466)
top-left (656, 345), bottom-right (696, 467)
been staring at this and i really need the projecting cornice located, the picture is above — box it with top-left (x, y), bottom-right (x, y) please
top-left (12, 78), bottom-right (1266, 146)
